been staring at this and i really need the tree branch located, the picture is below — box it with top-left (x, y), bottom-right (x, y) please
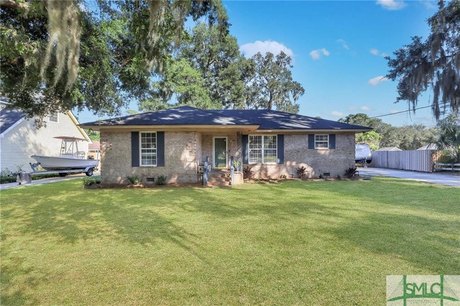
top-left (0, 0), bottom-right (29, 10)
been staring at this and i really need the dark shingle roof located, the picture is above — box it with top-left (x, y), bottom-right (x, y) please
top-left (212, 109), bottom-right (371, 130)
top-left (82, 106), bottom-right (254, 127)
top-left (0, 108), bottom-right (25, 134)
top-left (81, 106), bottom-right (371, 131)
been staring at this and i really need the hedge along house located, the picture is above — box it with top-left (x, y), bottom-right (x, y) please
top-left (81, 106), bottom-right (371, 185)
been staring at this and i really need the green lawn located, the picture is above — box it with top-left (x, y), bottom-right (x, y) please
top-left (1, 178), bottom-right (459, 305)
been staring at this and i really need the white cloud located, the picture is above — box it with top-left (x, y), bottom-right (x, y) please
top-left (240, 40), bottom-right (293, 58)
top-left (309, 48), bottom-right (330, 60)
top-left (331, 111), bottom-right (344, 118)
top-left (376, 0), bottom-right (406, 10)
top-left (370, 48), bottom-right (379, 56)
top-left (368, 75), bottom-right (389, 86)
top-left (360, 105), bottom-right (371, 111)
top-left (370, 48), bottom-right (387, 57)
top-left (337, 39), bottom-right (350, 50)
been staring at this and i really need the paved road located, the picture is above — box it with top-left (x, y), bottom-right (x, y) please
top-left (359, 167), bottom-right (460, 187)
top-left (0, 173), bottom-right (88, 191)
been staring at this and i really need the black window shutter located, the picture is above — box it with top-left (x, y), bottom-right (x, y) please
top-left (131, 131), bottom-right (139, 167)
top-left (157, 131), bottom-right (165, 167)
top-left (277, 134), bottom-right (284, 164)
top-left (329, 134), bottom-right (336, 149)
top-left (242, 135), bottom-right (248, 164)
top-left (308, 134), bottom-right (315, 149)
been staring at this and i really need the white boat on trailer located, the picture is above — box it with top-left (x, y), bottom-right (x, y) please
top-left (31, 136), bottom-right (99, 176)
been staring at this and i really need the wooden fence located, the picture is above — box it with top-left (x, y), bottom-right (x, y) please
top-left (370, 150), bottom-right (436, 172)
top-left (434, 163), bottom-right (460, 172)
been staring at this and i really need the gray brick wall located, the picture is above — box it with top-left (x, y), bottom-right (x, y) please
top-left (100, 130), bottom-right (355, 184)
top-left (247, 133), bottom-right (355, 179)
top-left (101, 131), bottom-right (201, 184)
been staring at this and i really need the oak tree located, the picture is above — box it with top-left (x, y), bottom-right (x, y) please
top-left (386, 0), bottom-right (460, 119)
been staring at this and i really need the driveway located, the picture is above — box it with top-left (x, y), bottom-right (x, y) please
top-left (359, 167), bottom-right (460, 187)
top-left (0, 173), bottom-right (88, 191)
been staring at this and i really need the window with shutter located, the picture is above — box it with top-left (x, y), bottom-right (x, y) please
top-left (139, 132), bottom-right (157, 166)
top-left (248, 135), bottom-right (278, 164)
top-left (314, 134), bottom-right (329, 149)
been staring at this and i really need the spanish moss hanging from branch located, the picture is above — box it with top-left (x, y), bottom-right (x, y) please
top-left (386, 0), bottom-right (460, 120)
top-left (0, 0), bottom-right (228, 122)
top-left (40, 0), bottom-right (81, 91)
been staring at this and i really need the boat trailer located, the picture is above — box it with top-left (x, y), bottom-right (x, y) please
top-left (16, 163), bottom-right (96, 185)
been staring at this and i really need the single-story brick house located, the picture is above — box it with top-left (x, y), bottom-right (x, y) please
top-left (81, 106), bottom-right (370, 185)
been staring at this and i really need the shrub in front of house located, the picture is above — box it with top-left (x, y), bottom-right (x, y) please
top-left (344, 167), bottom-right (358, 178)
top-left (127, 175), bottom-right (141, 185)
top-left (83, 176), bottom-right (102, 188)
top-left (296, 166), bottom-right (307, 179)
top-left (243, 166), bottom-right (253, 180)
top-left (156, 175), bottom-right (167, 185)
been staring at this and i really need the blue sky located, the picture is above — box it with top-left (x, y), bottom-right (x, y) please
top-left (76, 0), bottom-right (439, 126)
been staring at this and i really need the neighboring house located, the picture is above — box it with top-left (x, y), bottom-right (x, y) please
top-left (88, 141), bottom-right (101, 160)
top-left (81, 106), bottom-right (371, 184)
top-left (417, 143), bottom-right (438, 151)
top-left (0, 102), bottom-right (91, 173)
top-left (88, 140), bottom-right (101, 170)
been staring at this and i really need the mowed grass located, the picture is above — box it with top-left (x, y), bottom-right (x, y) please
top-left (0, 178), bottom-right (459, 305)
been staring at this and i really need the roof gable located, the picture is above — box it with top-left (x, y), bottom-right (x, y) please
top-left (0, 108), bottom-right (91, 141)
top-left (0, 108), bottom-right (25, 135)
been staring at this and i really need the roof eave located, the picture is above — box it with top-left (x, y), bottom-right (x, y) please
top-left (67, 111), bottom-right (92, 142)
top-left (79, 124), bottom-right (371, 133)
top-left (79, 124), bottom-right (261, 131)
top-left (0, 117), bottom-right (25, 138)
top-left (255, 128), bottom-right (372, 133)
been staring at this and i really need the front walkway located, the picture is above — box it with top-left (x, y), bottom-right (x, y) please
top-left (359, 167), bottom-right (460, 187)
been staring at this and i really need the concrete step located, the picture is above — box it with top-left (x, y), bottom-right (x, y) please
top-left (208, 176), bottom-right (230, 183)
top-left (208, 170), bottom-right (231, 186)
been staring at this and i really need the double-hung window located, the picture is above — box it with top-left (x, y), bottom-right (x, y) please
top-left (248, 135), bottom-right (262, 164)
top-left (140, 132), bottom-right (157, 166)
top-left (248, 135), bottom-right (277, 164)
top-left (314, 134), bottom-right (329, 149)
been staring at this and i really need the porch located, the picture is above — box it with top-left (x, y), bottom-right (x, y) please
top-left (200, 132), bottom-right (243, 170)
top-left (199, 132), bottom-right (244, 186)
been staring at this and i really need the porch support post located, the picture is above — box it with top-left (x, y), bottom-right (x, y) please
top-left (230, 156), bottom-right (235, 186)
top-left (203, 156), bottom-right (210, 186)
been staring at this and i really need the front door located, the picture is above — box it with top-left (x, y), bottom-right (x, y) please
top-left (213, 137), bottom-right (227, 168)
